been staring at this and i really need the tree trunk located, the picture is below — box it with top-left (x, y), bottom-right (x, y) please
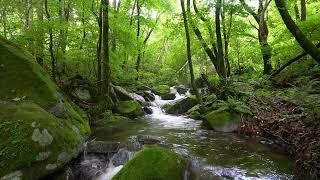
top-left (222, 1), bottom-right (233, 78)
top-left (45, 0), bottom-right (56, 82)
top-left (135, 0), bottom-right (141, 79)
top-left (182, 0), bottom-right (202, 104)
top-left (101, 0), bottom-right (111, 95)
top-left (294, 1), bottom-right (300, 21)
top-left (80, 1), bottom-right (86, 50)
top-left (25, 0), bottom-right (33, 30)
top-left (215, 0), bottom-right (227, 81)
top-left (97, 4), bottom-right (103, 86)
top-left (191, 0), bottom-right (219, 73)
top-left (275, 0), bottom-right (320, 63)
top-left (240, 0), bottom-right (273, 74)
top-left (36, 0), bottom-right (44, 66)
top-left (301, 0), bottom-right (306, 21)
top-left (2, 5), bottom-right (7, 39)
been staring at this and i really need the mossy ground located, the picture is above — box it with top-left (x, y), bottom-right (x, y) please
top-left (112, 146), bottom-right (186, 180)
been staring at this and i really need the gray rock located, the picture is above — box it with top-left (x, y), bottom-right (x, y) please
top-left (31, 128), bottom-right (53, 147)
top-left (48, 101), bottom-right (65, 118)
top-left (143, 107), bottom-right (153, 114)
top-left (113, 85), bottom-right (133, 101)
top-left (1, 171), bottom-right (23, 180)
top-left (86, 141), bottom-right (121, 154)
top-left (138, 91), bottom-right (155, 101)
top-left (137, 135), bottom-right (161, 145)
top-left (36, 152), bottom-right (51, 161)
top-left (74, 88), bottom-right (91, 101)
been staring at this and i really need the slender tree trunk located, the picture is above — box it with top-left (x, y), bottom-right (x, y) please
top-left (36, 0), bottom-right (44, 66)
top-left (275, 0), bottom-right (320, 63)
top-left (240, 0), bottom-right (272, 74)
top-left (2, 6), bottom-right (7, 39)
top-left (191, 0), bottom-right (219, 73)
top-left (45, 0), bottom-right (56, 82)
top-left (182, 0), bottom-right (202, 104)
top-left (101, 0), bottom-right (111, 95)
top-left (215, 0), bottom-right (227, 81)
top-left (222, 1), bottom-right (233, 78)
top-left (135, 0), bottom-right (141, 79)
top-left (122, 0), bottom-right (137, 69)
top-left (25, 0), bottom-right (33, 30)
top-left (272, 43), bottom-right (320, 77)
top-left (294, 1), bottom-right (300, 21)
top-left (80, 1), bottom-right (86, 50)
top-left (301, 0), bottom-right (306, 21)
top-left (97, 3), bottom-right (103, 86)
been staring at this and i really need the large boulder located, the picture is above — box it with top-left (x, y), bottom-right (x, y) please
top-left (0, 38), bottom-right (90, 179)
top-left (204, 111), bottom-right (241, 132)
top-left (153, 85), bottom-right (176, 100)
top-left (165, 96), bottom-right (198, 115)
top-left (112, 85), bottom-right (133, 101)
top-left (112, 146), bottom-right (187, 180)
top-left (113, 101), bottom-right (144, 118)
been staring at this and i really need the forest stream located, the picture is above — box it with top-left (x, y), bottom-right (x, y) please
top-left (56, 87), bottom-right (294, 180)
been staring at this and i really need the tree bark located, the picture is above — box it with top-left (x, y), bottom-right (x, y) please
top-left (294, 1), bottom-right (300, 21)
top-left (182, 0), bottom-right (202, 104)
top-left (222, 0), bottom-right (233, 78)
top-left (191, 0), bottom-right (219, 73)
top-left (101, 0), bottom-right (111, 95)
top-left (240, 0), bottom-right (272, 74)
top-left (135, 0), bottom-right (141, 79)
top-left (301, 0), bottom-right (306, 21)
top-left (45, 0), bottom-right (56, 82)
top-left (25, 0), bottom-right (33, 30)
top-left (215, 0), bottom-right (227, 81)
top-left (36, 0), bottom-right (44, 66)
top-left (275, 0), bottom-right (320, 63)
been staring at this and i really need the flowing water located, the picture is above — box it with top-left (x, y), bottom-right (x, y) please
top-left (60, 88), bottom-right (294, 180)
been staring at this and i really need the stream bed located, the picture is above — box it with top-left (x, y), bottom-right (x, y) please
top-left (57, 89), bottom-right (294, 180)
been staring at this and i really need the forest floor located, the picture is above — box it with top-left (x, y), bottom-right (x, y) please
top-left (239, 92), bottom-right (320, 179)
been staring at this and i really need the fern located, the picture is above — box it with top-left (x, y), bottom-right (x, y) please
top-left (214, 98), bottom-right (252, 115)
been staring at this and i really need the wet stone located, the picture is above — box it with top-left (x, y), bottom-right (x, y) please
top-left (86, 141), bottom-right (122, 154)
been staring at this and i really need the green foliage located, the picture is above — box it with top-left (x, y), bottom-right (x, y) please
top-left (213, 98), bottom-right (252, 115)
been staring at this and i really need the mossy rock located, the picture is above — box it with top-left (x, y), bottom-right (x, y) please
top-left (0, 38), bottom-right (90, 179)
top-left (112, 146), bottom-right (187, 180)
top-left (94, 112), bottom-right (130, 127)
top-left (165, 96), bottom-right (198, 115)
top-left (187, 104), bottom-right (202, 119)
top-left (112, 85), bottom-right (133, 101)
top-left (204, 111), bottom-right (241, 132)
top-left (113, 101), bottom-right (144, 118)
top-left (153, 85), bottom-right (170, 95)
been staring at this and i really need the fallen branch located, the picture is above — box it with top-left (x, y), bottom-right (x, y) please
top-left (271, 42), bottom-right (320, 77)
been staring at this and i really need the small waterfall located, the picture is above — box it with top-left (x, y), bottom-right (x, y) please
top-left (147, 87), bottom-right (201, 130)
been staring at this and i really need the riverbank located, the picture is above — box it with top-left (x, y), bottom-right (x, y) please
top-left (239, 88), bottom-right (320, 179)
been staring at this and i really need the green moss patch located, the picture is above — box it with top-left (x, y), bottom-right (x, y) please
top-left (154, 85), bottom-right (171, 94)
top-left (113, 101), bottom-right (144, 118)
top-left (204, 111), bottom-right (241, 132)
top-left (112, 146), bottom-right (186, 180)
